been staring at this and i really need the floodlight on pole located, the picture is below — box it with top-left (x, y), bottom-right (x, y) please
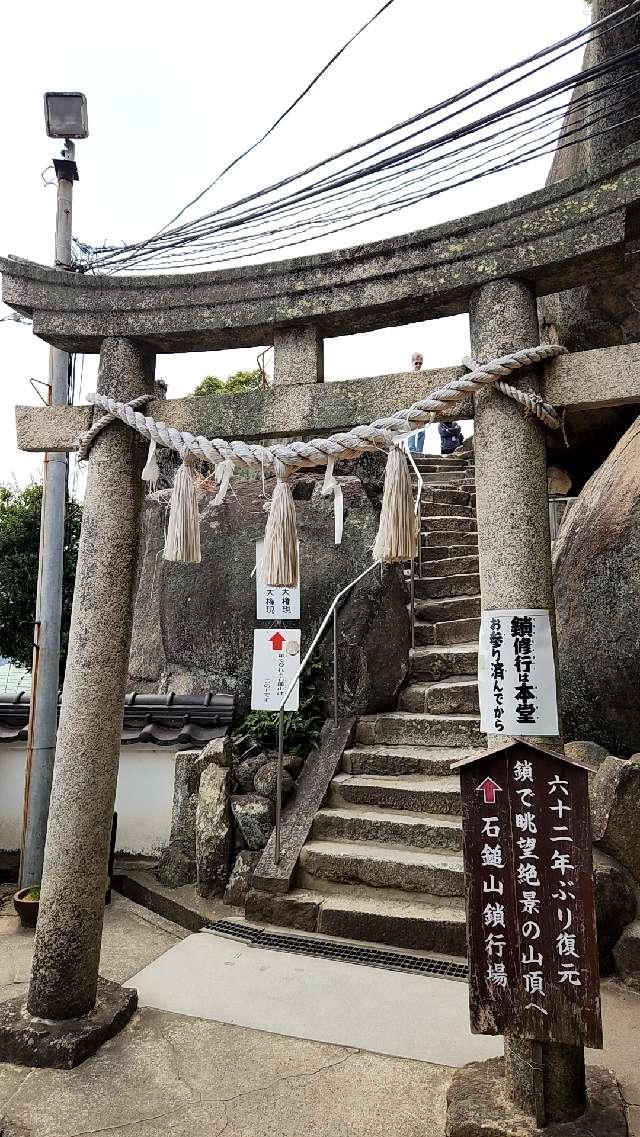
top-left (20, 94), bottom-right (88, 889)
top-left (43, 92), bottom-right (88, 140)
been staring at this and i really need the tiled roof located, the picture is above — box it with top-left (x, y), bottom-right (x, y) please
top-left (0, 662), bottom-right (31, 695)
top-left (0, 691), bottom-right (234, 746)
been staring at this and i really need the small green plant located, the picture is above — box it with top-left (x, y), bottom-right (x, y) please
top-left (24, 887), bottom-right (40, 902)
top-left (239, 658), bottom-right (327, 757)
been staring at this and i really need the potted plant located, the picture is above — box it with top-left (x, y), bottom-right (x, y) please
top-left (13, 886), bottom-right (40, 928)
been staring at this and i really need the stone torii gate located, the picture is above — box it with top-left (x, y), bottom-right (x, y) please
top-left (2, 140), bottom-right (640, 1109)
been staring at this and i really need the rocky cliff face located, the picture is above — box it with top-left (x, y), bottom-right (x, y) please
top-left (539, 0), bottom-right (640, 487)
top-left (129, 470), bottom-right (410, 717)
top-left (553, 413), bottom-right (640, 755)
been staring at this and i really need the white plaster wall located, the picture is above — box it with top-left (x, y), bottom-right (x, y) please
top-left (0, 745), bottom-right (26, 852)
top-left (0, 744), bottom-right (176, 856)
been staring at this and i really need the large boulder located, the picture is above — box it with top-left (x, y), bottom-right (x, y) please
top-left (613, 919), bottom-right (640, 990)
top-left (155, 749), bottom-right (201, 887)
top-left (231, 794), bottom-right (275, 851)
top-left (565, 740), bottom-right (610, 773)
top-left (224, 850), bottom-right (261, 907)
top-left (591, 755), bottom-right (640, 882)
top-left (592, 850), bottom-right (638, 974)
top-left (553, 415), bottom-right (640, 756)
top-left (537, 0), bottom-right (640, 488)
top-left (129, 471), bottom-right (410, 715)
top-left (254, 760), bottom-right (295, 803)
top-left (156, 741), bottom-right (230, 888)
top-left (195, 764), bottom-right (232, 898)
top-left (322, 562), bottom-right (410, 717)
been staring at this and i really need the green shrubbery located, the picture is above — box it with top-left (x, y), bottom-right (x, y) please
top-left (239, 659), bottom-right (327, 756)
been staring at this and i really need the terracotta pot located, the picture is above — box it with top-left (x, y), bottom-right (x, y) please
top-left (13, 888), bottom-right (39, 928)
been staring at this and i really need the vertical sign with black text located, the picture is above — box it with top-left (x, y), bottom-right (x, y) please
top-left (457, 741), bottom-right (602, 1049)
top-left (478, 610), bottom-right (559, 736)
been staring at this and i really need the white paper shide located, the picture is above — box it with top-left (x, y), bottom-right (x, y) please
top-left (251, 628), bottom-right (301, 711)
top-left (478, 609), bottom-right (559, 736)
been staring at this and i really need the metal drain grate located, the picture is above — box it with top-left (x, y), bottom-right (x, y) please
top-left (205, 919), bottom-right (468, 980)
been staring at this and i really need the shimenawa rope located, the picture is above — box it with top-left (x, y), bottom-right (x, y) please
top-left (77, 343), bottom-right (566, 583)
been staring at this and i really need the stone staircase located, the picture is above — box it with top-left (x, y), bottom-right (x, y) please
top-left (256, 451), bottom-right (484, 956)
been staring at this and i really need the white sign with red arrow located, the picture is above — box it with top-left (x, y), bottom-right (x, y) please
top-left (251, 628), bottom-right (301, 711)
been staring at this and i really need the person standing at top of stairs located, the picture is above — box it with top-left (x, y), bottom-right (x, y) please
top-left (407, 351), bottom-right (426, 455)
top-left (438, 420), bottom-right (464, 455)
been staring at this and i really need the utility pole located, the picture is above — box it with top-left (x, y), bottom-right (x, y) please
top-left (20, 94), bottom-right (88, 888)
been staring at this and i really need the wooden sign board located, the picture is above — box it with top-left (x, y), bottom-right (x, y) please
top-left (455, 740), bottom-right (602, 1049)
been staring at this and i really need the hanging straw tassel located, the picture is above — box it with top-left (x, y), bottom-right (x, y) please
top-left (141, 438), bottom-right (161, 491)
top-left (164, 452), bottom-right (201, 564)
top-left (373, 445), bottom-right (418, 563)
top-left (262, 464), bottom-right (299, 587)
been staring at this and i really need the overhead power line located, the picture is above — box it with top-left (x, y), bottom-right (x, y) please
top-left (77, 0), bottom-right (640, 274)
top-left (153, 0), bottom-right (400, 235)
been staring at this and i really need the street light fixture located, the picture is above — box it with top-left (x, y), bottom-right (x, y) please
top-left (43, 92), bottom-right (88, 140)
top-left (20, 93), bottom-right (88, 889)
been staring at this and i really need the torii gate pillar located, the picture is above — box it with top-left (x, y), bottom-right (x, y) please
top-left (470, 279), bottom-right (586, 1123)
top-left (0, 337), bottom-right (155, 1067)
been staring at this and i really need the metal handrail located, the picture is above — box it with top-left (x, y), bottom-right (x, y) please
top-left (274, 559), bottom-right (381, 863)
top-left (549, 494), bottom-right (576, 542)
top-left (405, 446), bottom-right (424, 648)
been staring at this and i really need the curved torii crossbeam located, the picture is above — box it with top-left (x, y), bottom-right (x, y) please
top-left (2, 140), bottom-right (640, 355)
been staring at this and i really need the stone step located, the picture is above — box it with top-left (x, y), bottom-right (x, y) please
top-left (419, 555), bottom-right (479, 580)
top-left (415, 574), bottom-right (480, 598)
top-left (413, 456), bottom-right (472, 466)
top-left (422, 533), bottom-right (477, 550)
top-left (414, 616), bottom-right (481, 648)
top-left (312, 805), bottom-right (463, 851)
top-left (414, 595), bottom-right (481, 622)
top-left (330, 772), bottom-right (462, 815)
top-left (421, 487), bottom-right (473, 506)
top-left (424, 514), bottom-right (477, 532)
top-left (247, 885), bottom-right (468, 955)
top-left (416, 464), bottom-right (471, 473)
top-left (354, 708), bottom-right (483, 749)
top-left (399, 677), bottom-right (479, 715)
top-left (425, 677), bottom-right (480, 715)
top-left (299, 839), bottom-right (465, 897)
top-left (418, 545), bottom-right (473, 563)
top-left (410, 643), bottom-right (478, 681)
top-left (342, 743), bottom-right (479, 776)
top-left (421, 502), bottom-right (475, 518)
top-left (421, 472), bottom-right (471, 484)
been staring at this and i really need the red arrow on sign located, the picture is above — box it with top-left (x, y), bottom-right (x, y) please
top-left (269, 632), bottom-right (286, 651)
top-left (477, 777), bottom-right (502, 805)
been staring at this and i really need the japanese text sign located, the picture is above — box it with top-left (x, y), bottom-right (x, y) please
top-left (251, 628), bottom-right (300, 712)
top-left (478, 610), bottom-right (559, 736)
top-left (256, 540), bottom-right (300, 621)
top-left (457, 741), bottom-right (602, 1048)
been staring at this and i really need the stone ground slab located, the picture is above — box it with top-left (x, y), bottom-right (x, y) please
top-left (0, 1007), bottom-right (453, 1137)
top-left (0, 890), bottom-right (187, 1005)
top-left (129, 929), bottom-right (502, 1067)
top-left (0, 893), bottom-right (638, 1134)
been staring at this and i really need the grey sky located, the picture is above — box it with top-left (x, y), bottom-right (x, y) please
top-left (0, 0), bottom-right (587, 485)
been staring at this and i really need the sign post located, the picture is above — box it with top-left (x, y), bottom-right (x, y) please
top-left (454, 739), bottom-right (602, 1125)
